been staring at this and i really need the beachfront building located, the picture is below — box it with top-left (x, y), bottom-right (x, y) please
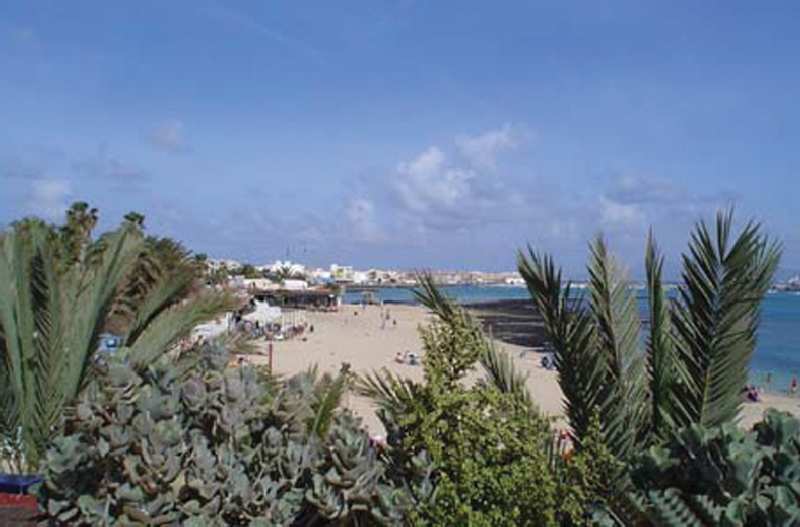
top-left (308, 268), bottom-right (333, 284)
top-left (247, 281), bottom-right (342, 309)
top-left (207, 258), bottom-right (243, 272)
top-left (330, 264), bottom-right (355, 283)
top-left (267, 260), bottom-right (307, 279)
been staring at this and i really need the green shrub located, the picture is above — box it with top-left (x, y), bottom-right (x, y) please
top-left (361, 281), bottom-right (611, 526)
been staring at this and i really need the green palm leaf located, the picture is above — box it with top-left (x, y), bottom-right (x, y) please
top-left (125, 289), bottom-right (239, 370)
top-left (517, 248), bottom-right (603, 443)
top-left (0, 209), bottom-right (233, 472)
top-left (586, 236), bottom-right (648, 461)
top-left (671, 210), bottom-right (781, 428)
top-left (645, 231), bottom-right (680, 442)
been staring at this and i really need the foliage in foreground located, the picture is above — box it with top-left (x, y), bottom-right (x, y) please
top-left (518, 210), bottom-right (782, 516)
top-left (0, 204), bottom-right (235, 473)
top-left (359, 275), bottom-right (614, 526)
top-left (626, 409), bottom-right (800, 526)
top-left (40, 342), bottom-right (432, 526)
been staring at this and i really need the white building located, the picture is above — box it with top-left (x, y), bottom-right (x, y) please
top-left (309, 268), bottom-right (332, 282)
top-left (269, 260), bottom-right (307, 278)
top-left (282, 279), bottom-right (308, 290)
top-left (207, 258), bottom-right (243, 272)
top-left (330, 264), bottom-right (354, 283)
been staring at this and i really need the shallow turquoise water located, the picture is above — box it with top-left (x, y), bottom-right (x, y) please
top-left (345, 285), bottom-right (800, 392)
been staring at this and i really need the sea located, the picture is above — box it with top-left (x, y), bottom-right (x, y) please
top-left (344, 285), bottom-right (800, 393)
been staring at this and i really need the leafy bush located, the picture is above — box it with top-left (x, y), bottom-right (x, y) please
top-left (360, 277), bottom-right (611, 526)
top-left (627, 409), bottom-right (800, 526)
top-left (39, 343), bottom-right (431, 525)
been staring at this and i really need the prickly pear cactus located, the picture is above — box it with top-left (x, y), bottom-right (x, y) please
top-left (40, 347), bottom-right (432, 526)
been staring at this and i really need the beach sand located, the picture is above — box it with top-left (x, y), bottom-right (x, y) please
top-left (242, 302), bottom-right (800, 433)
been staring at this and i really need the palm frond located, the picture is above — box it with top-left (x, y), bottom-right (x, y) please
top-left (412, 271), bottom-right (458, 323)
top-left (671, 209), bottom-right (781, 428)
top-left (121, 269), bottom-right (195, 345)
top-left (356, 369), bottom-right (420, 418)
top-left (478, 339), bottom-right (536, 411)
top-left (586, 236), bottom-right (648, 461)
top-left (310, 368), bottom-right (349, 438)
top-left (61, 223), bottom-right (144, 396)
top-left (518, 247), bottom-right (603, 443)
top-left (645, 231), bottom-right (680, 441)
top-left (125, 289), bottom-right (239, 371)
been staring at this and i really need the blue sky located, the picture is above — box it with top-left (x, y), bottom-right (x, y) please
top-left (2, 1), bottom-right (799, 277)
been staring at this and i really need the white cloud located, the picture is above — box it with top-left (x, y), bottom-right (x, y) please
top-left (149, 120), bottom-right (186, 153)
top-left (28, 179), bottom-right (71, 221)
top-left (393, 147), bottom-right (476, 214)
top-left (599, 196), bottom-right (645, 227)
top-left (346, 198), bottom-right (384, 242)
top-left (379, 126), bottom-right (536, 233)
top-left (455, 123), bottom-right (520, 171)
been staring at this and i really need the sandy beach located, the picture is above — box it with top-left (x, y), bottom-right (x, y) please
top-left (242, 302), bottom-right (800, 433)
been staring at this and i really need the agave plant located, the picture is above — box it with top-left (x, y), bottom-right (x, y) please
top-left (0, 206), bottom-right (236, 472)
top-left (517, 210), bottom-right (781, 498)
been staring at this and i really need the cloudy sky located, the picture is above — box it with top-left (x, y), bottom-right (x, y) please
top-left (2, 2), bottom-right (799, 278)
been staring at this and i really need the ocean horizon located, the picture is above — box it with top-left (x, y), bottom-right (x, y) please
top-left (345, 285), bottom-right (800, 394)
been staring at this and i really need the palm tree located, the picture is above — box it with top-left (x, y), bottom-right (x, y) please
top-left (517, 210), bottom-right (780, 481)
top-left (59, 201), bottom-right (98, 263)
top-left (0, 209), bottom-right (236, 472)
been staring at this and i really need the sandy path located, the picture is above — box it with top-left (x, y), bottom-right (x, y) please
top-left (242, 304), bottom-right (800, 433)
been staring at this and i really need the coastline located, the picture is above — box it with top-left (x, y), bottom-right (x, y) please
top-left (242, 301), bottom-right (800, 433)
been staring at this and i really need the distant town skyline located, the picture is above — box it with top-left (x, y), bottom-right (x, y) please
top-left (2, 2), bottom-right (799, 277)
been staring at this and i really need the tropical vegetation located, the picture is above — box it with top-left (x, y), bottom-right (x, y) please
top-left (358, 276), bottom-right (617, 525)
top-left (517, 209), bottom-right (793, 524)
top-left (0, 203), bottom-right (235, 473)
top-left (2, 204), bottom-right (800, 526)
top-left (40, 341), bottom-right (431, 525)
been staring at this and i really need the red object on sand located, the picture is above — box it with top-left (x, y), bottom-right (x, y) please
top-left (0, 493), bottom-right (38, 508)
top-left (0, 493), bottom-right (39, 525)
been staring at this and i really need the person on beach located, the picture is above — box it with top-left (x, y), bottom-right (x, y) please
top-left (791, 375), bottom-right (798, 396)
top-left (748, 384), bottom-right (761, 402)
